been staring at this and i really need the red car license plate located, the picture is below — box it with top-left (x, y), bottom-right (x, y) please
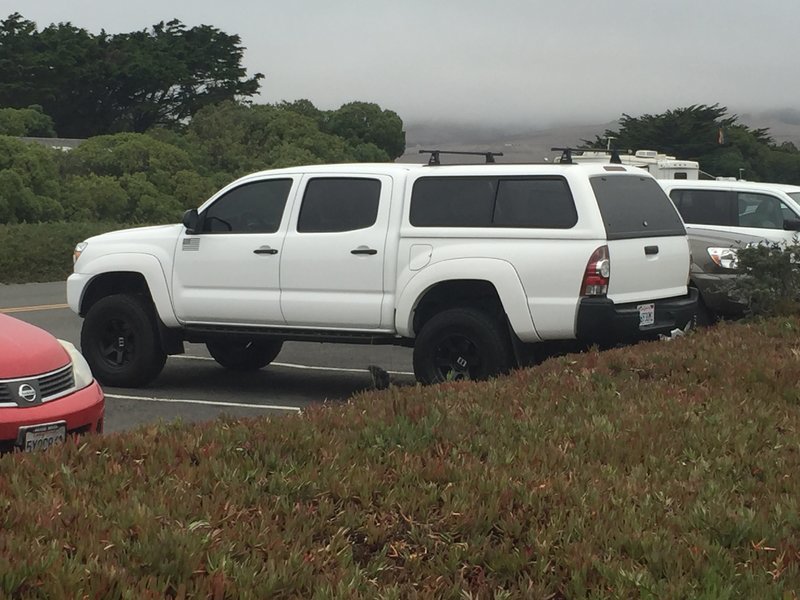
top-left (19, 421), bottom-right (67, 452)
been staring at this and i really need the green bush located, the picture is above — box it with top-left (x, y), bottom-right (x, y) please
top-left (0, 105), bottom-right (56, 137)
top-left (2, 318), bottom-right (800, 596)
top-left (724, 239), bottom-right (800, 316)
top-left (0, 222), bottom-right (140, 283)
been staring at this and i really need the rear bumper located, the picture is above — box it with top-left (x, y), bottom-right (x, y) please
top-left (0, 381), bottom-right (105, 446)
top-left (576, 288), bottom-right (699, 346)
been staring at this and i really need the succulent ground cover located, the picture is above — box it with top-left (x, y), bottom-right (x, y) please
top-left (2, 318), bottom-right (800, 598)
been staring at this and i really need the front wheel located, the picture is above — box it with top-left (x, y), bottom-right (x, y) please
top-left (80, 294), bottom-right (167, 387)
top-left (206, 339), bottom-right (283, 371)
top-left (413, 308), bottom-right (512, 385)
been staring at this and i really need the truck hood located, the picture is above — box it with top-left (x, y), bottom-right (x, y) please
top-left (86, 224), bottom-right (184, 245)
top-left (0, 314), bottom-right (70, 379)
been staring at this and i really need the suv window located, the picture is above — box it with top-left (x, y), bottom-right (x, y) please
top-left (738, 193), bottom-right (785, 229)
top-left (670, 189), bottom-right (793, 229)
top-left (202, 179), bottom-right (292, 233)
top-left (410, 176), bottom-right (577, 228)
top-left (297, 178), bottom-right (381, 233)
top-left (669, 189), bottom-right (737, 226)
top-left (591, 175), bottom-right (685, 239)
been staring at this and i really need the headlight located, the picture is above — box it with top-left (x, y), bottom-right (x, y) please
top-left (58, 340), bottom-right (94, 390)
top-left (73, 241), bottom-right (88, 265)
top-left (707, 247), bottom-right (738, 269)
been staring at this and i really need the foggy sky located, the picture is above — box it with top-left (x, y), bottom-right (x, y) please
top-left (3, 0), bottom-right (798, 129)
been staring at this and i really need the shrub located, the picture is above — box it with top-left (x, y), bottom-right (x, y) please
top-left (724, 239), bottom-right (800, 316)
top-left (0, 105), bottom-right (56, 137)
top-left (0, 222), bottom-right (138, 283)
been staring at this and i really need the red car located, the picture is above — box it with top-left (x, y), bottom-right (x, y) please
top-left (0, 314), bottom-right (104, 452)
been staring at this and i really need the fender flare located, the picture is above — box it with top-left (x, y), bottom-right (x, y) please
top-left (73, 253), bottom-right (179, 328)
top-left (395, 258), bottom-right (540, 341)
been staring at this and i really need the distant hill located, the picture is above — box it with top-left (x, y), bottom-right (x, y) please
top-left (399, 110), bottom-right (800, 164)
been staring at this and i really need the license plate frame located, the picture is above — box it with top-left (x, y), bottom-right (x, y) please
top-left (638, 303), bottom-right (655, 328)
top-left (18, 421), bottom-right (67, 452)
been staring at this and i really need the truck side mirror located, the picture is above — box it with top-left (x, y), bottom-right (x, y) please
top-left (182, 209), bottom-right (199, 234)
top-left (783, 218), bottom-right (800, 232)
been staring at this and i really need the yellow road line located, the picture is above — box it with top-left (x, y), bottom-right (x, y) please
top-left (0, 303), bottom-right (70, 314)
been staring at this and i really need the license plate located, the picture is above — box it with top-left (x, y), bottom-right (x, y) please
top-left (638, 303), bottom-right (655, 327)
top-left (19, 421), bottom-right (67, 452)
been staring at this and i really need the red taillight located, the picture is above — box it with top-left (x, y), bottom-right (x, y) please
top-left (581, 245), bottom-right (610, 296)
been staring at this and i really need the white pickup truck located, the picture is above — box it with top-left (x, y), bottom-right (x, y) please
top-left (68, 160), bottom-right (697, 387)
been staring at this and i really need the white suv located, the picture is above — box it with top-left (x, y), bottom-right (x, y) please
top-left (659, 179), bottom-right (800, 320)
top-left (68, 160), bottom-right (697, 386)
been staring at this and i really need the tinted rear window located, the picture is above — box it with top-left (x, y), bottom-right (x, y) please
top-left (590, 175), bottom-right (685, 239)
top-left (669, 189), bottom-right (737, 226)
top-left (410, 176), bottom-right (577, 228)
top-left (297, 178), bottom-right (381, 233)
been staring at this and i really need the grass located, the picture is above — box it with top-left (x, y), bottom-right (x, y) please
top-left (2, 318), bottom-right (800, 597)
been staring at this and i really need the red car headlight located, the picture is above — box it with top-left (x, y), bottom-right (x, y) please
top-left (57, 340), bottom-right (94, 390)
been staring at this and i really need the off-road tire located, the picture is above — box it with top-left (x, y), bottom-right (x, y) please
top-left (413, 307), bottom-right (512, 385)
top-left (206, 339), bottom-right (283, 371)
top-left (80, 294), bottom-right (167, 387)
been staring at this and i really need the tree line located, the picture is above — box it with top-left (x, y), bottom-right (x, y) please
top-left (0, 13), bottom-right (406, 225)
top-left (586, 104), bottom-right (800, 183)
top-left (2, 13), bottom-right (800, 228)
top-left (0, 99), bottom-right (405, 224)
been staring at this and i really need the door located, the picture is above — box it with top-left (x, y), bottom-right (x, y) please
top-left (172, 177), bottom-right (295, 325)
top-left (279, 175), bottom-right (392, 329)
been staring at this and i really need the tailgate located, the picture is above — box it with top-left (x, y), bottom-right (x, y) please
top-left (606, 236), bottom-right (690, 303)
top-left (590, 173), bottom-right (689, 303)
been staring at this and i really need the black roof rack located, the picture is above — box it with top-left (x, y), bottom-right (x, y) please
top-left (419, 149), bottom-right (504, 166)
top-left (551, 147), bottom-right (622, 165)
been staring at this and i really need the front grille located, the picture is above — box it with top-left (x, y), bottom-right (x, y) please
top-left (39, 365), bottom-right (75, 400)
top-left (0, 364), bottom-right (75, 406)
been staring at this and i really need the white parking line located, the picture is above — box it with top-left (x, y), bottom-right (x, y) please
top-left (169, 354), bottom-right (414, 376)
top-left (105, 393), bottom-right (302, 412)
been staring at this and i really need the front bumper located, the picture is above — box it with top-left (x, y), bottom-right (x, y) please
top-left (576, 288), bottom-right (699, 346)
top-left (0, 380), bottom-right (105, 446)
top-left (691, 272), bottom-right (747, 317)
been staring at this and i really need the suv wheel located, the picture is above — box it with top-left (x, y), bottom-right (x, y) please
top-left (206, 340), bottom-right (283, 371)
top-left (413, 308), bottom-right (512, 385)
top-left (81, 294), bottom-right (167, 387)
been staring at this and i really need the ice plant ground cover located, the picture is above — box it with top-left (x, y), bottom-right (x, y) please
top-left (2, 318), bottom-right (800, 598)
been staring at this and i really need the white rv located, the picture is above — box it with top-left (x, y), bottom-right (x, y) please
top-left (555, 148), bottom-right (701, 180)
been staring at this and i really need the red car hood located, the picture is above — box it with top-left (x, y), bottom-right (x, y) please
top-left (0, 314), bottom-right (70, 378)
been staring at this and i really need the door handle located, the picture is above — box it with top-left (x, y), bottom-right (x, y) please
top-left (253, 246), bottom-right (278, 255)
top-left (351, 247), bottom-right (378, 256)
top-left (644, 245), bottom-right (659, 255)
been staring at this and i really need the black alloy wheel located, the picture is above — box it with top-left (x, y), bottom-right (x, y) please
top-left (413, 307), bottom-right (512, 385)
top-left (81, 294), bottom-right (167, 387)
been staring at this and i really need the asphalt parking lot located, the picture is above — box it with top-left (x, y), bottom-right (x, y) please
top-left (1, 282), bottom-right (415, 433)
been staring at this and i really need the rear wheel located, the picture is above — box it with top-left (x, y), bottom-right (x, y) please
top-left (413, 307), bottom-right (512, 385)
top-left (81, 294), bottom-right (167, 387)
top-left (206, 339), bottom-right (283, 371)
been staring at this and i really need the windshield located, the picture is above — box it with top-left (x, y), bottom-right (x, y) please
top-left (789, 192), bottom-right (800, 205)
